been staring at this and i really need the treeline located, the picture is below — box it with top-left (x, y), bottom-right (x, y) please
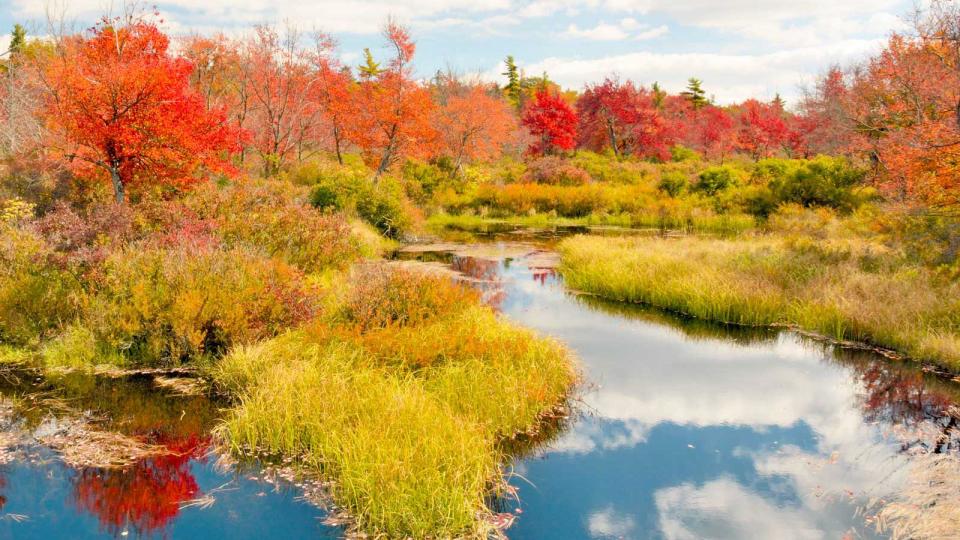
top-left (1, 3), bottom-right (960, 209)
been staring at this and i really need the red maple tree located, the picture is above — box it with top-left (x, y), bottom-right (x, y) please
top-left (522, 89), bottom-right (577, 156)
top-left (734, 99), bottom-right (789, 160)
top-left (577, 77), bottom-right (676, 160)
top-left (41, 15), bottom-right (241, 203)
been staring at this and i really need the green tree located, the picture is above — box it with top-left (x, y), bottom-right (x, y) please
top-left (772, 92), bottom-right (786, 111)
top-left (9, 24), bottom-right (26, 55)
top-left (652, 81), bottom-right (666, 110)
top-left (683, 78), bottom-right (708, 110)
top-left (358, 48), bottom-right (382, 78)
top-left (502, 55), bottom-right (521, 109)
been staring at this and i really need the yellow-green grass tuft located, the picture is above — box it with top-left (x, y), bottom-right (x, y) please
top-left (213, 267), bottom-right (578, 537)
top-left (558, 234), bottom-right (960, 371)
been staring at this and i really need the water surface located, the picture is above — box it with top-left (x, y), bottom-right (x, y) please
top-left (414, 235), bottom-right (959, 540)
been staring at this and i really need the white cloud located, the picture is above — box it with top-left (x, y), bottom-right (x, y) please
top-left (564, 22), bottom-right (629, 41)
top-left (562, 19), bottom-right (668, 41)
top-left (634, 24), bottom-right (668, 40)
top-left (655, 478), bottom-right (859, 540)
top-left (9, 0), bottom-right (513, 35)
top-left (509, 38), bottom-right (883, 103)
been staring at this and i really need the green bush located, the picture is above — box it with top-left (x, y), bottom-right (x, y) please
top-left (695, 165), bottom-right (743, 195)
top-left (402, 159), bottom-right (452, 205)
top-left (670, 145), bottom-right (701, 163)
top-left (751, 156), bottom-right (868, 213)
top-left (0, 227), bottom-right (82, 345)
top-left (570, 151), bottom-right (651, 184)
top-left (658, 171), bottom-right (688, 197)
top-left (296, 162), bottom-right (416, 239)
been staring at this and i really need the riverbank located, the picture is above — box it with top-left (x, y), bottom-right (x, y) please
top-left (558, 234), bottom-right (960, 372)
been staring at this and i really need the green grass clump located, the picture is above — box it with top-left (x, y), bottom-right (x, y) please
top-left (213, 266), bottom-right (577, 538)
top-left (559, 234), bottom-right (960, 370)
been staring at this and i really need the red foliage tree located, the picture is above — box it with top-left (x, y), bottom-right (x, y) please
top-left (689, 105), bottom-right (737, 160)
top-left (796, 67), bottom-right (849, 156)
top-left (309, 33), bottom-right (356, 166)
top-left (242, 25), bottom-right (319, 176)
top-left (840, 1), bottom-right (960, 206)
top-left (577, 77), bottom-right (676, 160)
top-left (734, 99), bottom-right (789, 160)
top-left (522, 89), bottom-right (577, 156)
top-left (41, 15), bottom-right (241, 203)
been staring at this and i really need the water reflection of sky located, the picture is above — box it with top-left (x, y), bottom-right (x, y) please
top-left (495, 255), bottom-right (930, 540)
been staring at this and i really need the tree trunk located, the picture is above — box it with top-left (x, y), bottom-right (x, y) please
top-left (333, 125), bottom-right (343, 165)
top-left (109, 166), bottom-right (125, 204)
top-left (607, 118), bottom-right (620, 159)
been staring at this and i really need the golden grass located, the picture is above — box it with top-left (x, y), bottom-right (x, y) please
top-left (212, 266), bottom-right (578, 538)
top-left (559, 234), bottom-right (960, 370)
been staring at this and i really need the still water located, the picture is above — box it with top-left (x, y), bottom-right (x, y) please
top-left (0, 230), bottom-right (957, 539)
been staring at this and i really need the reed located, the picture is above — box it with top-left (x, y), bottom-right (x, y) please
top-left (558, 234), bottom-right (960, 370)
top-left (213, 267), bottom-right (578, 537)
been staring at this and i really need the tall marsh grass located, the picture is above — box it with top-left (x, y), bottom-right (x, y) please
top-left (213, 266), bottom-right (577, 537)
top-left (559, 235), bottom-right (960, 370)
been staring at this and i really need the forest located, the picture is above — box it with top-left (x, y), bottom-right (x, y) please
top-left (0, 1), bottom-right (959, 539)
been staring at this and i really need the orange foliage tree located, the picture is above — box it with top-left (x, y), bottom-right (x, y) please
top-left (40, 15), bottom-right (240, 203)
top-left (352, 22), bottom-right (438, 178)
top-left (841, 1), bottom-right (960, 207)
top-left (242, 25), bottom-right (320, 176)
top-left (434, 82), bottom-right (517, 174)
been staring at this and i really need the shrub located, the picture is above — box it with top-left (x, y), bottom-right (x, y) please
top-left (402, 159), bottom-right (451, 205)
top-left (340, 265), bottom-right (479, 332)
top-left (752, 156), bottom-right (868, 213)
top-left (189, 179), bottom-right (363, 271)
top-left (670, 145), bottom-right (701, 163)
top-left (658, 170), bottom-right (688, 197)
top-left (0, 227), bottom-right (83, 345)
top-left (87, 245), bottom-right (317, 366)
top-left (570, 151), bottom-right (651, 184)
top-left (695, 165), bottom-right (743, 195)
top-left (522, 156), bottom-right (592, 186)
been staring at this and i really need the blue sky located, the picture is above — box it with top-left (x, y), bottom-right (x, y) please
top-left (1, 0), bottom-right (913, 105)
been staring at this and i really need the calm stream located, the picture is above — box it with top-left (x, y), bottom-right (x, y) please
top-left (1, 226), bottom-right (958, 538)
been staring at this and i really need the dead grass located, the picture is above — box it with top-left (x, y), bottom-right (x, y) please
top-left (37, 418), bottom-right (170, 468)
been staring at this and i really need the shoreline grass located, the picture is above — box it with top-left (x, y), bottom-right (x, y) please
top-left (426, 211), bottom-right (756, 235)
top-left (558, 234), bottom-right (960, 372)
top-left (211, 266), bottom-right (578, 538)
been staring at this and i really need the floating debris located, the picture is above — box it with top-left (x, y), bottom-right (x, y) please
top-left (36, 417), bottom-right (170, 469)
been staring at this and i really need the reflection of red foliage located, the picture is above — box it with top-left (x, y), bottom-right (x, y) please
top-left (531, 268), bottom-right (556, 286)
top-left (452, 256), bottom-right (506, 310)
top-left (72, 434), bottom-right (210, 537)
top-left (858, 364), bottom-right (954, 426)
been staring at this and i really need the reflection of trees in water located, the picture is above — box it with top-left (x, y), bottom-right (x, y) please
top-left (451, 256), bottom-right (506, 310)
top-left (570, 291), bottom-right (960, 453)
top-left (72, 434), bottom-right (210, 537)
top-left (0, 369), bottom-right (222, 536)
top-left (830, 348), bottom-right (960, 453)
